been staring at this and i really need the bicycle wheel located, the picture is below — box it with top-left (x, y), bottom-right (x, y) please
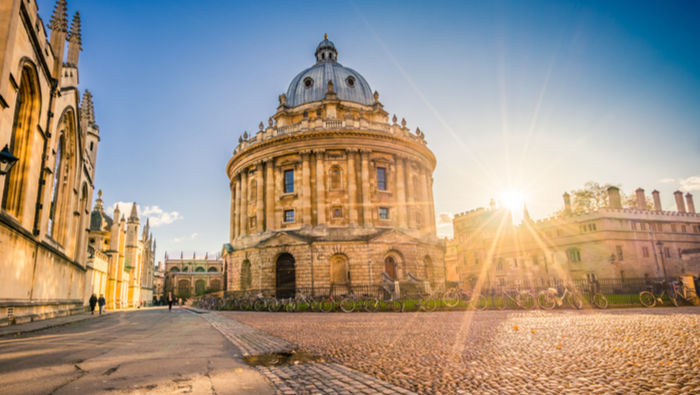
top-left (391, 300), bottom-right (404, 312)
top-left (253, 299), bottom-right (266, 312)
top-left (593, 294), bottom-right (608, 309)
top-left (518, 293), bottom-right (537, 310)
top-left (420, 297), bottom-right (437, 312)
top-left (639, 291), bottom-right (656, 308)
top-left (284, 301), bottom-right (295, 313)
top-left (363, 298), bottom-right (380, 313)
top-left (493, 292), bottom-right (508, 310)
top-left (442, 290), bottom-right (460, 308)
top-left (470, 295), bottom-right (488, 311)
top-left (320, 299), bottom-right (335, 312)
top-left (268, 299), bottom-right (281, 312)
top-left (537, 291), bottom-right (556, 310)
top-left (668, 290), bottom-right (679, 307)
top-left (567, 294), bottom-right (584, 310)
top-left (340, 297), bottom-right (356, 313)
top-left (687, 291), bottom-right (699, 306)
top-left (240, 300), bottom-right (251, 310)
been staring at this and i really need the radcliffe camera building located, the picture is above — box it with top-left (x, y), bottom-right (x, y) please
top-left (222, 36), bottom-right (445, 296)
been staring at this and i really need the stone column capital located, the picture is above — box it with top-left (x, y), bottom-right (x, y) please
top-left (360, 149), bottom-right (371, 159)
top-left (345, 148), bottom-right (358, 154)
top-left (263, 157), bottom-right (275, 165)
top-left (314, 148), bottom-right (326, 156)
top-left (300, 150), bottom-right (311, 159)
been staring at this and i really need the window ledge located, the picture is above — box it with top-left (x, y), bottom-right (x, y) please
top-left (280, 192), bottom-right (298, 200)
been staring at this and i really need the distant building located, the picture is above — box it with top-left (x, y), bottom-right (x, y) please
top-left (447, 187), bottom-right (700, 286)
top-left (163, 253), bottom-right (224, 298)
top-left (87, 191), bottom-right (156, 309)
top-left (153, 262), bottom-right (165, 302)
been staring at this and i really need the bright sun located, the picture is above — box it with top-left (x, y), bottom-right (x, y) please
top-left (501, 191), bottom-right (524, 210)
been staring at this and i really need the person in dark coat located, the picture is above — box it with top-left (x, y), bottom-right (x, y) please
top-left (167, 292), bottom-right (174, 312)
top-left (89, 294), bottom-right (97, 315)
top-left (98, 294), bottom-right (106, 314)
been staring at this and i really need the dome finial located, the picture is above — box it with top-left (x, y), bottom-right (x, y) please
top-left (324, 33), bottom-right (328, 39)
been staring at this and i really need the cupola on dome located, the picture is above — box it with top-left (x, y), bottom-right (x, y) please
top-left (285, 35), bottom-right (374, 108)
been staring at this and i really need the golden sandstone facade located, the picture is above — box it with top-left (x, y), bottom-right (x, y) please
top-left (0, 0), bottom-right (100, 324)
top-left (447, 187), bottom-right (700, 287)
top-left (222, 37), bottom-right (445, 297)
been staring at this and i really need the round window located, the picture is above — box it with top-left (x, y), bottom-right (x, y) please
top-left (346, 76), bottom-right (356, 88)
top-left (303, 77), bottom-right (313, 89)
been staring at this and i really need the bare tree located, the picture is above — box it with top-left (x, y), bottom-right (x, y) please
top-left (555, 181), bottom-right (654, 216)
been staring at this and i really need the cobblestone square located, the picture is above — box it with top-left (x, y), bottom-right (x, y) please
top-left (225, 308), bottom-right (700, 395)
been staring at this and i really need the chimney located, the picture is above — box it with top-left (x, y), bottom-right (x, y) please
top-left (652, 190), bottom-right (662, 211)
top-left (686, 193), bottom-right (695, 214)
top-left (563, 192), bottom-right (572, 215)
top-left (607, 186), bottom-right (622, 209)
top-left (674, 191), bottom-right (686, 213)
top-left (635, 188), bottom-right (646, 209)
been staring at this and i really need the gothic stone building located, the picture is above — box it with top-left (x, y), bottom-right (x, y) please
top-left (447, 187), bottom-right (700, 288)
top-left (163, 253), bottom-right (224, 298)
top-left (0, 0), bottom-right (101, 324)
top-left (222, 37), bottom-right (445, 297)
top-left (87, 193), bottom-right (157, 309)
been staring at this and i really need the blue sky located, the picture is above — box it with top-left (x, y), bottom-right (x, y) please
top-left (38, 0), bottom-right (700, 260)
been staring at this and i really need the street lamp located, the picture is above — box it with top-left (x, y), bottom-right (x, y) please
top-left (0, 145), bottom-right (19, 176)
top-left (656, 241), bottom-right (667, 278)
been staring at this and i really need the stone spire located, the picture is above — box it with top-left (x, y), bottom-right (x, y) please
top-left (47, 0), bottom-right (69, 78)
top-left (128, 202), bottom-right (139, 223)
top-left (92, 189), bottom-right (104, 213)
top-left (112, 203), bottom-right (120, 221)
top-left (80, 89), bottom-right (95, 125)
top-left (66, 12), bottom-right (82, 66)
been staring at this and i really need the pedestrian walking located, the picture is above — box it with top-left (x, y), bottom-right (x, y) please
top-left (167, 292), bottom-right (174, 312)
top-left (98, 294), bottom-right (106, 314)
top-left (89, 294), bottom-right (97, 315)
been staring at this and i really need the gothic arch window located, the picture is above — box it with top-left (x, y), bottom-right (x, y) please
top-left (195, 280), bottom-right (206, 294)
top-left (46, 110), bottom-right (77, 244)
top-left (178, 280), bottom-right (190, 295)
top-left (170, 267), bottom-right (180, 272)
top-left (47, 136), bottom-right (64, 237)
top-left (195, 267), bottom-right (205, 272)
top-left (329, 166), bottom-right (342, 190)
top-left (73, 183), bottom-right (89, 258)
top-left (3, 63), bottom-right (41, 219)
top-left (330, 254), bottom-right (349, 284)
top-left (207, 267), bottom-right (217, 272)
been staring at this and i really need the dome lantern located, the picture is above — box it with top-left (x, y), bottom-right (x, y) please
top-left (315, 33), bottom-right (338, 63)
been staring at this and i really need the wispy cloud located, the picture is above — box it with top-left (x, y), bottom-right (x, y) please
top-left (170, 236), bottom-right (186, 243)
top-left (106, 202), bottom-right (183, 227)
top-left (658, 178), bottom-right (675, 183)
top-left (191, 233), bottom-right (198, 239)
top-left (680, 176), bottom-right (700, 192)
top-left (436, 212), bottom-right (454, 227)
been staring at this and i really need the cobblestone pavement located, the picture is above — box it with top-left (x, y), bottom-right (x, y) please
top-left (203, 312), bottom-right (417, 395)
top-left (224, 307), bottom-right (700, 395)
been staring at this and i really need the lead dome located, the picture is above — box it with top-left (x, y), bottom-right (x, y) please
top-left (285, 36), bottom-right (374, 107)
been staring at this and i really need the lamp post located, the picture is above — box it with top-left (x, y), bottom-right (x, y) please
top-left (656, 241), bottom-right (667, 278)
top-left (0, 145), bottom-right (19, 176)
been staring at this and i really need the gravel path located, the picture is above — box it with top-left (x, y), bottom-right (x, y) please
top-left (224, 308), bottom-right (700, 395)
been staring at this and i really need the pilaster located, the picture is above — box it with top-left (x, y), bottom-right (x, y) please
top-left (406, 161), bottom-right (417, 229)
top-left (315, 149), bottom-right (326, 227)
top-left (346, 149), bottom-right (358, 226)
top-left (265, 158), bottom-right (275, 232)
top-left (301, 151), bottom-right (312, 227)
top-left (240, 169), bottom-right (248, 237)
top-left (395, 155), bottom-right (408, 229)
top-left (256, 162), bottom-right (264, 233)
top-left (360, 149), bottom-right (373, 228)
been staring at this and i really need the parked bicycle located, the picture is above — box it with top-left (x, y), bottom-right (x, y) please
top-left (339, 289), bottom-right (380, 313)
top-left (493, 282), bottom-right (536, 310)
top-left (581, 281), bottom-right (608, 309)
top-left (537, 282), bottom-right (583, 310)
top-left (441, 282), bottom-right (488, 310)
top-left (640, 280), bottom-right (678, 307)
top-left (670, 281), bottom-right (699, 306)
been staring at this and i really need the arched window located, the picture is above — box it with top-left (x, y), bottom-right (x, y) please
top-left (329, 166), bottom-right (341, 190)
top-left (384, 256), bottom-right (396, 279)
top-left (170, 267), bottom-right (180, 272)
top-left (207, 267), bottom-right (218, 272)
top-left (178, 280), bottom-right (190, 295)
top-left (330, 254), bottom-right (348, 284)
top-left (241, 260), bottom-right (252, 289)
top-left (47, 136), bottom-right (64, 237)
top-left (195, 280), bottom-right (206, 294)
top-left (2, 64), bottom-right (40, 219)
top-left (195, 267), bottom-right (205, 272)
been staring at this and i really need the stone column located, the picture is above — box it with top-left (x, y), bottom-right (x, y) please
top-left (301, 151), bottom-right (312, 227)
top-left (234, 182), bottom-right (236, 240)
top-left (346, 149), bottom-right (358, 226)
top-left (240, 169), bottom-right (248, 237)
top-left (395, 155), bottom-right (408, 228)
top-left (419, 167), bottom-right (431, 235)
top-left (315, 149), bottom-right (326, 227)
top-left (360, 149), bottom-right (373, 227)
top-left (428, 174), bottom-right (437, 235)
top-left (234, 177), bottom-right (241, 239)
top-left (406, 161), bottom-right (417, 229)
top-left (265, 158), bottom-right (275, 232)
top-left (256, 162), bottom-right (264, 233)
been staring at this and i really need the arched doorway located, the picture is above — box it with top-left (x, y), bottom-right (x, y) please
top-left (276, 253), bottom-right (296, 298)
top-left (384, 256), bottom-right (396, 279)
